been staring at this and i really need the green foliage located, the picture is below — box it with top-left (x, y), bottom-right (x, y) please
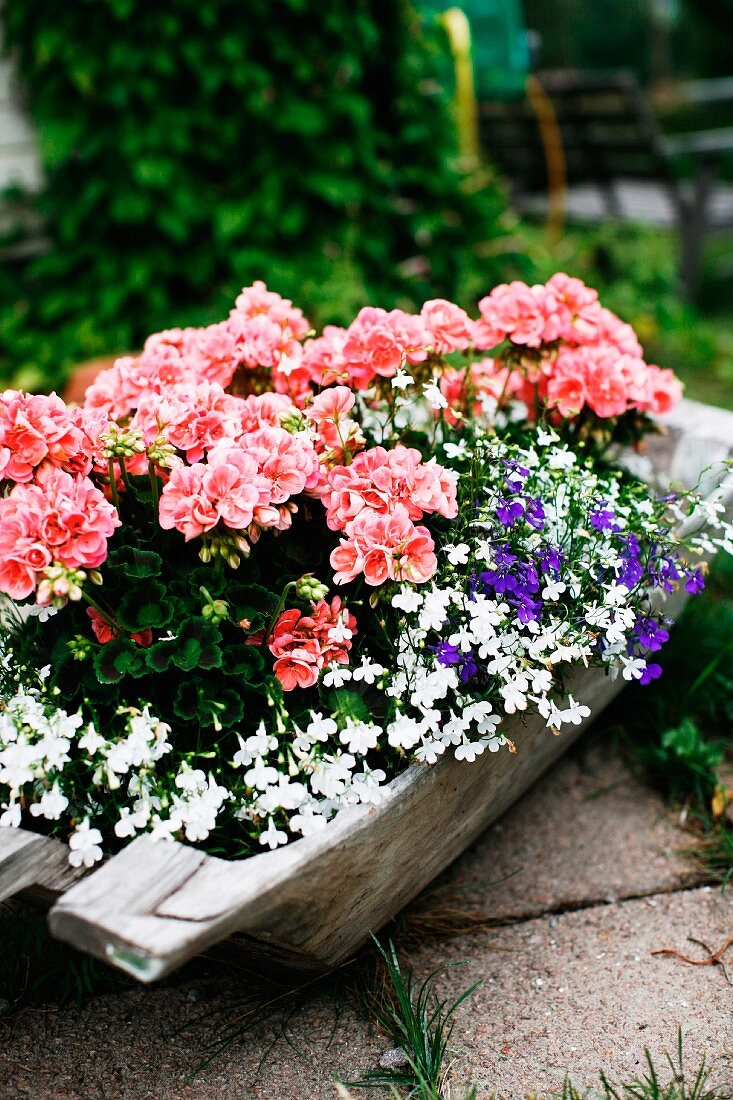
top-left (345, 937), bottom-right (480, 1098)
top-left (608, 554), bottom-right (733, 883)
top-left (0, 0), bottom-right (517, 391)
top-left (560, 1029), bottom-right (730, 1099)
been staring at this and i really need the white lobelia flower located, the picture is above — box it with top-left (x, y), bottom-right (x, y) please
top-left (413, 739), bottom-right (446, 765)
top-left (422, 379), bottom-right (448, 410)
top-left (483, 734), bottom-right (505, 753)
top-left (351, 657), bottom-right (385, 685)
top-left (560, 695), bottom-right (592, 725)
top-left (529, 668), bottom-right (553, 695)
top-left (444, 543), bottom-right (470, 566)
top-left (392, 587), bottom-right (423, 614)
top-left (455, 740), bottom-right (485, 762)
top-left (232, 734), bottom-right (255, 769)
top-left (387, 714), bottom-right (424, 750)
top-left (547, 446), bottom-right (576, 470)
top-left (441, 712), bottom-right (470, 745)
top-left (259, 819), bottom-right (289, 850)
top-left (604, 583), bottom-right (630, 607)
top-left (328, 616), bottom-right (354, 644)
top-left (78, 725), bottom-right (106, 756)
top-left (500, 676), bottom-right (529, 714)
top-left (541, 579), bottom-right (566, 601)
top-left (29, 783), bottom-right (69, 821)
top-left (536, 426), bottom-right (560, 447)
top-left (339, 720), bottom-right (379, 755)
top-left (620, 655), bottom-right (647, 682)
top-left (68, 820), bottom-right (104, 868)
top-left (290, 808), bottom-right (329, 837)
top-left (114, 805), bottom-right (149, 839)
top-left (418, 589), bottom-right (453, 632)
top-left (0, 801), bottom-right (21, 828)
top-left (244, 758), bottom-right (280, 790)
top-left (306, 712), bottom-right (338, 742)
top-left (322, 665), bottom-right (352, 688)
top-left (391, 368), bottom-right (414, 391)
top-left (443, 439), bottom-right (469, 461)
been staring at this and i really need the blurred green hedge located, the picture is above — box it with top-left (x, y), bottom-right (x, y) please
top-left (0, 0), bottom-right (518, 391)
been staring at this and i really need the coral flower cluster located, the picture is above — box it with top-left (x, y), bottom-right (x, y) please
top-left (441, 273), bottom-right (683, 424)
top-left (0, 465), bottom-right (119, 601)
top-left (268, 597), bottom-right (357, 691)
top-left (324, 444), bottom-right (458, 586)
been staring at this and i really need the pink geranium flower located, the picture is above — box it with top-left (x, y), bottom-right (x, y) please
top-left (421, 299), bottom-right (473, 354)
top-left (330, 504), bottom-right (437, 587)
top-left (268, 597), bottom-right (357, 691)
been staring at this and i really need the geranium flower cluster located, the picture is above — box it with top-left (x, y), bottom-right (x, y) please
top-left (0, 464), bottom-right (120, 602)
top-left (463, 274), bottom-right (683, 425)
top-left (268, 596), bottom-right (356, 691)
top-left (325, 444), bottom-right (458, 586)
top-left (0, 276), bottom-right (727, 873)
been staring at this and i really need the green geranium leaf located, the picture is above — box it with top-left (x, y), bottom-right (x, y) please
top-left (108, 546), bottom-right (163, 579)
top-left (221, 642), bottom-right (265, 681)
top-left (173, 680), bottom-right (199, 721)
top-left (145, 641), bottom-right (175, 674)
top-left (117, 581), bottom-right (173, 631)
top-left (171, 617), bottom-right (222, 671)
top-left (93, 637), bottom-right (141, 684)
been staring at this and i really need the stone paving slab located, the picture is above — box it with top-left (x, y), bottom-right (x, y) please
top-left (416, 885), bottom-right (733, 1099)
top-left (426, 736), bottom-right (698, 921)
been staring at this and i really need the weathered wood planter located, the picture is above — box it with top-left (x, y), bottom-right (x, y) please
top-left (1, 399), bottom-right (732, 982)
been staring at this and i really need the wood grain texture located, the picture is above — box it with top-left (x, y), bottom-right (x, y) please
top-left (0, 827), bottom-right (84, 905)
top-left (27, 399), bottom-right (733, 979)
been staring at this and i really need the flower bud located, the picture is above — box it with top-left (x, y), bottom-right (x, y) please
top-left (279, 407), bottom-right (306, 434)
top-left (295, 573), bottom-right (329, 601)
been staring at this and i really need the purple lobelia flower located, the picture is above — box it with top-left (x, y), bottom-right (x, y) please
top-left (536, 544), bottom-right (563, 575)
top-left (590, 501), bottom-right (619, 532)
top-left (634, 616), bottom-right (670, 652)
top-left (496, 497), bottom-right (525, 528)
top-left (684, 567), bottom-right (706, 594)
top-left (434, 642), bottom-right (462, 667)
top-left (459, 654), bottom-right (478, 682)
top-left (525, 497), bottom-right (546, 531)
top-left (502, 458), bottom-right (530, 492)
top-left (512, 593), bottom-right (544, 624)
top-left (481, 546), bottom-right (518, 594)
top-left (639, 662), bottom-right (662, 685)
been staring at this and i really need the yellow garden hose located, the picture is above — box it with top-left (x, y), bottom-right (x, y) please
top-left (439, 7), bottom-right (481, 169)
top-left (438, 7), bottom-right (567, 240)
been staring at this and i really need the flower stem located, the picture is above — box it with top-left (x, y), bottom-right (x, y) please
top-left (82, 592), bottom-right (119, 632)
top-left (118, 455), bottom-right (136, 498)
top-left (108, 459), bottom-right (120, 511)
top-left (148, 460), bottom-right (160, 512)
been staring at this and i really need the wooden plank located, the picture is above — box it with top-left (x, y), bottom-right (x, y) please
top-left (49, 667), bottom-right (618, 981)
top-left (0, 827), bottom-right (84, 905)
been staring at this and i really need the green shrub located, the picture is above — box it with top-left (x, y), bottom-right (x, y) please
top-left (0, 0), bottom-right (517, 391)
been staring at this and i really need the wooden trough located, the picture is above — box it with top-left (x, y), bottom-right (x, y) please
top-left (1, 398), bottom-right (732, 982)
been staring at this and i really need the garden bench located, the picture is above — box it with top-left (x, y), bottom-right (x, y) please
top-left (479, 69), bottom-right (733, 298)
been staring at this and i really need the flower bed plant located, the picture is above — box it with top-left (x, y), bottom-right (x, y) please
top-left (1, 276), bottom-right (731, 870)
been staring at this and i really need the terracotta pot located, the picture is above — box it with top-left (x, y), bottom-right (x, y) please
top-left (62, 356), bottom-right (120, 405)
